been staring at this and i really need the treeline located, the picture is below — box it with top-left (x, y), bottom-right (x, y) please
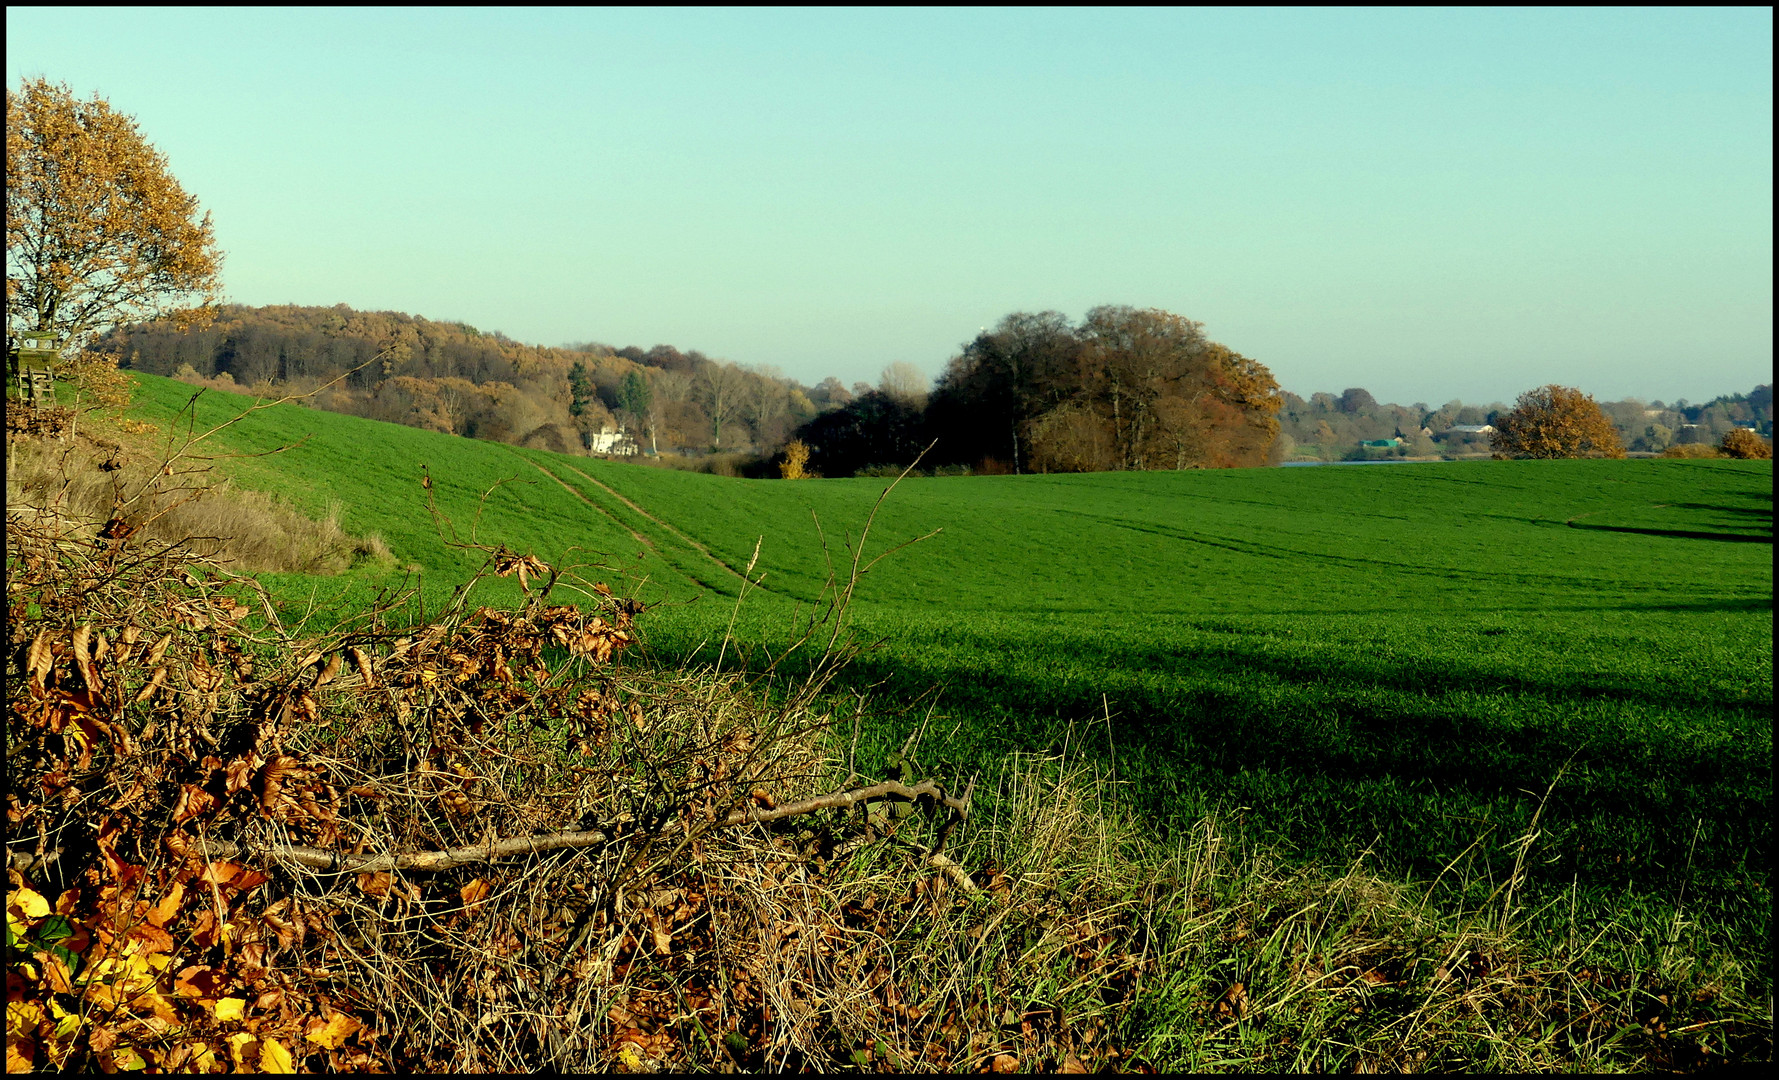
top-left (100, 302), bottom-right (1768, 477)
top-left (99, 304), bottom-right (831, 459)
top-left (100, 303), bottom-right (1288, 478)
top-left (1272, 384), bottom-right (1773, 462)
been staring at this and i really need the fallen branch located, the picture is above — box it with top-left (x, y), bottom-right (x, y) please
top-left (168, 777), bottom-right (971, 877)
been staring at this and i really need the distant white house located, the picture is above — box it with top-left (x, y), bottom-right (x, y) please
top-left (588, 426), bottom-right (638, 455)
top-left (1444, 424), bottom-right (1495, 436)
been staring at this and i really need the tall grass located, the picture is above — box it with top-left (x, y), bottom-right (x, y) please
top-left (6, 430), bottom-right (390, 575)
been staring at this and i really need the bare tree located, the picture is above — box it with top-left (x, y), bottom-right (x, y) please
top-left (878, 361), bottom-right (928, 406)
top-left (694, 362), bottom-right (751, 449)
top-left (743, 364), bottom-right (793, 449)
top-left (645, 369), bottom-right (692, 454)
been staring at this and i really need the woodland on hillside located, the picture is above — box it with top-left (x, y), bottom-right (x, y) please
top-left (100, 303), bottom-right (1772, 476)
top-left (99, 305), bottom-right (818, 459)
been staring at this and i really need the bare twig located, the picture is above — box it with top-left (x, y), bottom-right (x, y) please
top-left (177, 776), bottom-right (970, 878)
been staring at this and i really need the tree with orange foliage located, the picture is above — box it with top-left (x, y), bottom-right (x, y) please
top-left (1490, 385), bottom-right (1625, 459)
top-left (6, 78), bottom-right (221, 352)
top-left (1718, 427), bottom-right (1772, 460)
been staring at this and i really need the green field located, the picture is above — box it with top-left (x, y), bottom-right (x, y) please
top-left (123, 373), bottom-right (1774, 984)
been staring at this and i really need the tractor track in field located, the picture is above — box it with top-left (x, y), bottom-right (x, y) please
top-left (509, 452), bottom-right (762, 594)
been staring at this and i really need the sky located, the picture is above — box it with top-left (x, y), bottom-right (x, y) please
top-left (7, 7), bottom-right (1772, 406)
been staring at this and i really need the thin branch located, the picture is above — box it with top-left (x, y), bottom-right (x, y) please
top-left (171, 776), bottom-right (970, 878)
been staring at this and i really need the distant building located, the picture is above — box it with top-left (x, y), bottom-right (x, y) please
top-left (1445, 424), bottom-right (1495, 435)
top-left (589, 426), bottom-right (638, 455)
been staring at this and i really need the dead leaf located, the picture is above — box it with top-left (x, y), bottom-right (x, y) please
top-left (147, 882), bottom-right (186, 927)
top-left (305, 1012), bottom-right (360, 1049)
top-left (145, 633), bottom-right (172, 667)
top-left (993, 1052), bottom-right (1020, 1073)
top-left (71, 625), bottom-right (97, 689)
top-left (347, 647), bottom-right (375, 687)
top-left (225, 756), bottom-right (258, 795)
top-left (176, 964), bottom-right (231, 1001)
top-left (258, 1036), bottom-right (295, 1073)
top-left (133, 665), bottom-right (168, 703)
top-left (173, 784), bottom-right (218, 824)
top-left (257, 755), bottom-right (300, 813)
top-left (202, 861), bottom-right (242, 888)
top-left (26, 631), bottom-right (52, 687)
top-left (127, 922), bottom-right (175, 956)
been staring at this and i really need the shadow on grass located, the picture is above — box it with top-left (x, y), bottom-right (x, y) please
top-left (1566, 522), bottom-right (1771, 543)
top-left (787, 628), bottom-right (1773, 915)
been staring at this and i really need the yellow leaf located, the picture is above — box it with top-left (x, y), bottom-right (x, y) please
top-left (113, 1046), bottom-right (149, 1070)
top-left (51, 1009), bottom-right (80, 1040)
top-left (460, 878), bottom-right (492, 907)
top-left (227, 1031), bottom-right (255, 1067)
top-left (212, 997), bottom-right (247, 1022)
top-left (259, 1036), bottom-right (295, 1073)
top-left (7, 1000), bottom-right (45, 1039)
top-left (12, 886), bottom-right (50, 919)
top-left (305, 1013), bottom-right (360, 1049)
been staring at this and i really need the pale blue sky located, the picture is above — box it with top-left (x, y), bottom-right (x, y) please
top-left (7, 6), bottom-right (1771, 405)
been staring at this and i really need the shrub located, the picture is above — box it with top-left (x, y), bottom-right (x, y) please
top-left (779, 438), bottom-right (811, 479)
top-left (1718, 428), bottom-right (1772, 460)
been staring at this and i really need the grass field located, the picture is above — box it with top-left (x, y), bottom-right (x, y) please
top-left (118, 373), bottom-right (1774, 1007)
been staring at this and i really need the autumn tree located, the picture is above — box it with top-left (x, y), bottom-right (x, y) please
top-left (6, 78), bottom-right (222, 354)
top-left (923, 307), bottom-right (1278, 473)
top-left (1490, 385), bottom-right (1626, 459)
top-left (1718, 427), bottom-right (1772, 460)
top-left (1078, 306), bottom-right (1208, 469)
